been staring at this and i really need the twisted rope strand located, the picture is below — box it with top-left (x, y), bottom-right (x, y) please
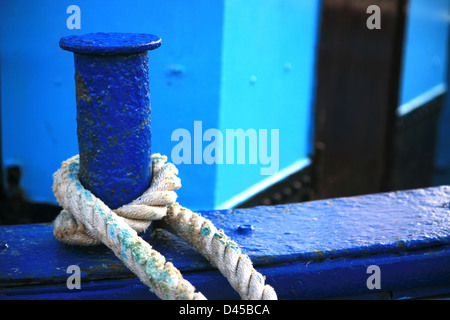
top-left (163, 204), bottom-right (277, 300)
top-left (52, 154), bottom-right (277, 300)
top-left (53, 155), bottom-right (205, 300)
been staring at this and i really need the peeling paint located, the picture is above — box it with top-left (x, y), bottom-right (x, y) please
top-left (60, 33), bottom-right (161, 209)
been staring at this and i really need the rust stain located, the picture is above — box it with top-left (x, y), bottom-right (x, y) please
top-left (75, 70), bottom-right (92, 105)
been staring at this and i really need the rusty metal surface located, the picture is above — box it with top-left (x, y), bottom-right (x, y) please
top-left (60, 33), bottom-right (161, 209)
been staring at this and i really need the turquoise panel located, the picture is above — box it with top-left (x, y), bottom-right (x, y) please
top-left (216, 0), bottom-right (320, 208)
top-left (399, 0), bottom-right (449, 107)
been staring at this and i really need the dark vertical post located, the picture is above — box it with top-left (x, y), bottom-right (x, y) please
top-left (312, 0), bottom-right (408, 199)
top-left (60, 33), bottom-right (161, 209)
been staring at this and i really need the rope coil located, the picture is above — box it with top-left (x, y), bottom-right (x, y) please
top-left (52, 154), bottom-right (277, 300)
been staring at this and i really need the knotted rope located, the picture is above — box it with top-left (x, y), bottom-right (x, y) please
top-left (52, 154), bottom-right (277, 300)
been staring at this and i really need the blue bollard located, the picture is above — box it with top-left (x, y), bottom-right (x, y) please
top-left (60, 33), bottom-right (161, 209)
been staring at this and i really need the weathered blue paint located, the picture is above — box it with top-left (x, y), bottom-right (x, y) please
top-left (237, 224), bottom-right (255, 235)
top-left (59, 33), bottom-right (161, 209)
top-left (59, 33), bottom-right (161, 55)
top-left (1, 186), bottom-right (450, 299)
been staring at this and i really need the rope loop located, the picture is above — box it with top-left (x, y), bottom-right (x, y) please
top-left (52, 154), bottom-right (277, 300)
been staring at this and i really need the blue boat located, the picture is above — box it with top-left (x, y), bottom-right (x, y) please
top-left (1, 0), bottom-right (450, 303)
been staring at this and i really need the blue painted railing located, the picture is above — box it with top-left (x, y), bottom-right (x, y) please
top-left (2, 185), bottom-right (450, 300)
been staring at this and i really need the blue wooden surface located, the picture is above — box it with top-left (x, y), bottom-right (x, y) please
top-left (2, 186), bottom-right (450, 299)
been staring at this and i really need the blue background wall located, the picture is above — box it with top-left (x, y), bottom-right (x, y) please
top-left (398, 0), bottom-right (450, 185)
top-left (399, 0), bottom-right (449, 106)
top-left (0, 0), bottom-right (320, 211)
top-left (1, 0), bottom-right (449, 213)
top-left (216, 0), bottom-right (320, 208)
top-left (0, 0), bottom-right (225, 211)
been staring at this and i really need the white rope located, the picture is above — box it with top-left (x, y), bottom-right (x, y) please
top-left (52, 154), bottom-right (277, 300)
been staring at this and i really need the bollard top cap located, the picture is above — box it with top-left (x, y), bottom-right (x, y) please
top-left (59, 32), bottom-right (161, 55)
